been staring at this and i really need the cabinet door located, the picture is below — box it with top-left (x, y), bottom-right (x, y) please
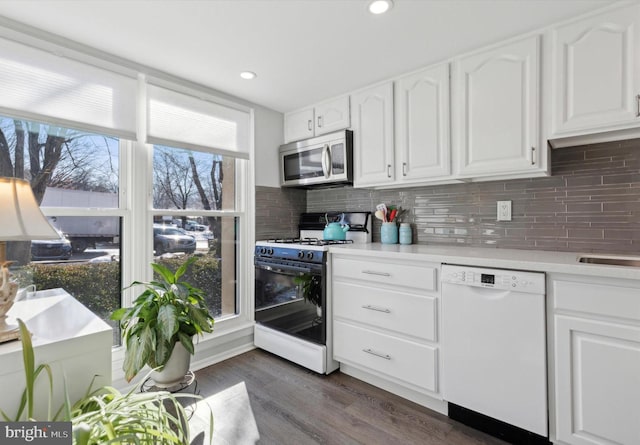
top-left (284, 107), bottom-right (314, 143)
top-left (554, 315), bottom-right (640, 445)
top-left (395, 63), bottom-right (451, 181)
top-left (352, 82), bottom-right (395, 187)
top-left (550, 4), bottom-right (640, 136)
top-left (455, 35), bottom-right (542, 178)
top-left (315, 95), bottom-right (350, 136)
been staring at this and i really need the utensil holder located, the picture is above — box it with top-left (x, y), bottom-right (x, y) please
top-left (380, 222), bottom-right (398, 244)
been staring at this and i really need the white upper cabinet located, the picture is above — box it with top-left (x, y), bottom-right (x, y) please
top-left (284, 107), bottom-right (314, 143)
top-left (284, 95), bottom-right (350, 143)
top-left (352, 82), bottom-right (395, 187)
top-left (454, 35), bottom-right (546, 179)
top-left (395, 63), bottom-right (451, 182)
top-left (314, 95), bottom-right (350, 136)
top-left (549, 3), bottom-right (640, 138)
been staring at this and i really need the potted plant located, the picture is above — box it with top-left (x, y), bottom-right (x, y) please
top-left (1, 319), bottom-right (213, 445)
top-left (111, 257), bottom-right (215, 385)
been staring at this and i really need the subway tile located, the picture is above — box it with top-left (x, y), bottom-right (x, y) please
top-left (567, 228), bottom-right (604, 239)
top-left (602, 202), bottom-right (640, 212)
top-left (566, 175), bottom-right (603, 187)
top-left (566, 202), bottom-right (603, 212)
top-left (603, 173), bottom-right (640, 184)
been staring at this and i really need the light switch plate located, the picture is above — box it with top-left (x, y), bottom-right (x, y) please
top-left (497, 200), bottom-right (512, 221)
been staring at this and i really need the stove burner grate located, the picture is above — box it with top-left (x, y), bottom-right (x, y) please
top-left (266, 237), bottom-right (355, 246)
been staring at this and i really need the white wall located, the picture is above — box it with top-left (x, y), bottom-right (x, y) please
top-left (254, 106), bottom-right (283, 187)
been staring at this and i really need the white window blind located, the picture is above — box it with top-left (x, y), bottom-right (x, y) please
top-left (0, 37), bottom-right (137, 139)
top-left (147, 83), bottom-right (250, 159)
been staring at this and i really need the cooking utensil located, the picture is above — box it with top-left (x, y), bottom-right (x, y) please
top-left (374, 210), bottom-right (385, 221)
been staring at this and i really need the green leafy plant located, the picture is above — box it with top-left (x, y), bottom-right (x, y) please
top-left (1, 319), bottom-right (213, 445)
top-left (112, 257), bottom-right (215, 382)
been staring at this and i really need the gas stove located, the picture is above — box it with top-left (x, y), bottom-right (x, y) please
top-left (254, 211), bottom-right (371, 374)
top-left (256, 211), bottom-right (371, 253)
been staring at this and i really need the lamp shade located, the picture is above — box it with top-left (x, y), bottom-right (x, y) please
top-left (0, 177), bottom-right (59, 241)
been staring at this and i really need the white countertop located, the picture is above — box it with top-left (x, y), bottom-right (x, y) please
top-left (329, 243), bottom-right (640, 280)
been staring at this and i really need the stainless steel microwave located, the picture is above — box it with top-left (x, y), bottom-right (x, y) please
top-left (279, 130), bottom-right (353, 188)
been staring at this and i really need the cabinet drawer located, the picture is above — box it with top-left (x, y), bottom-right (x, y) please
top-left (334, 320), bottom-right (438, 393)
top-left (333, 281), bottom-right (436, 341)
top-left (332, 257), bottom-right (437, 291)
top-left (552, 279), bottom-right (640, 322)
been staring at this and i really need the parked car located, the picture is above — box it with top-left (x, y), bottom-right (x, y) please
top-left (184, 220), bottom-right (208, 232)
top-left (153, 225), bottom-right (196, 255)
top-left (31, 229), bottom-right (72, 261)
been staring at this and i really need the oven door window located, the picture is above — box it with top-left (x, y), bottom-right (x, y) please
top-left (255, 262), bottom-right (325, 345)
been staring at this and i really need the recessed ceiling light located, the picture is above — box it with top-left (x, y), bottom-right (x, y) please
top-left (369, 0), bottom-right (393, 14)
top-left (240, 71), bottom-right (257, 80)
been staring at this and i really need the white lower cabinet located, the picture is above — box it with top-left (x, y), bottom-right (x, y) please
top-left (550, 275), bottom-right (640, 445)
top-left (331, 253), bottom-right (443, 410)
top-left (334, 321), bottom-right (438, 393)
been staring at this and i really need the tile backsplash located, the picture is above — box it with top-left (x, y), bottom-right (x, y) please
top-left (304, 139), bottom-right (640, 254)
top-left (255, 186), bottom-right (306, 240)
top-left (255, 139), bottom-right (639, 254)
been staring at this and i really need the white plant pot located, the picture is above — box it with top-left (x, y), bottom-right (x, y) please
top-left (150, 341), bottom-right (191, 388)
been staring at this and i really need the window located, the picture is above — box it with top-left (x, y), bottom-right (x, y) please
top-left (0, 35), bottom-right (254, 376)
top-left (0, 116), bottom-right (124, 345)
top-left (152, 145), bottom-right (238, 319)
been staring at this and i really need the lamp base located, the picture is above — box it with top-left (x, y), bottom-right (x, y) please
top-left (0, 321), bottom-right (19, 343)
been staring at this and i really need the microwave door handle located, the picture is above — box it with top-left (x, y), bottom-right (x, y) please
top-left (321, 144), bottom-right (331, 178)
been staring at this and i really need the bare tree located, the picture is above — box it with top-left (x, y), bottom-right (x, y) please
top-left (153, 147), bottom-right (196, 209)
top-left (0, 118), bottom-right (117, 264)
top-left (189, 153), bottom-right (224, 255)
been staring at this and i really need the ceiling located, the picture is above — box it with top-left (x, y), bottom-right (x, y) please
top-left (0, 0), bottom-right (617, 113)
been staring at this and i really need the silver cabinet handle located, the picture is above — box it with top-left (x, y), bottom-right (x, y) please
top-left (307, 119), bottom-right (312, 131)
top-left (362, 304), bottom-right (391, 314)
top-left (387, 164), bottom-right (392, 178)
top-left (636, 94), bottom-right (640, 117)
top-left (363, 348), bottom-right (391, 360)
top-left (530, 146), bottom-right (536, 166)
top-left (402, 162), bottom-right (407, 176)
top-left (362, 270), bottom-right (391, 277)
top-left (317, 115), bottom-right (323, 128)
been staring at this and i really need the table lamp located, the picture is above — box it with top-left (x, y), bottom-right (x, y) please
top-left (0, 177), bottom-right (59, 343)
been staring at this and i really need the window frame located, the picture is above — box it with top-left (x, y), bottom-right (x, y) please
top-left (0, 35), bottom-right (258, 385)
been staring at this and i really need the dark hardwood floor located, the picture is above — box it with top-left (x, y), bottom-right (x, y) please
top-left (187, 349), bottom-right (507, 445)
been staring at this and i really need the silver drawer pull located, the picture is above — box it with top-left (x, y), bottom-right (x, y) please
top-left (363, 348), bottom-right (391, 360)
top-left (362, 304), bottom-right (391, 314)
top-left (361, 270), bottom-right (391, 277)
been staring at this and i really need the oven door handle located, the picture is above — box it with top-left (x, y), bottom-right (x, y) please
top-left (255, 262), bottom-right (314, 275)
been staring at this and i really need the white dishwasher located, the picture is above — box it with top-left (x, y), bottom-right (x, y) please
top-left (441, 264), bottom-right (549, 443)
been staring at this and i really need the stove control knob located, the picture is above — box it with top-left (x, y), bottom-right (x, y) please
top-left (267, 248), bottom-right (274, 255)
top-left (260, 247), bottom-right (267, 255)
top-left (298, 250), bottom-right (305, 259)
top-left (306, 251), bottom-right (314, 260)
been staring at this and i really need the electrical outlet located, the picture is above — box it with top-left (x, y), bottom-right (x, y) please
top-left (497, 200), bottom-right (512, 221)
